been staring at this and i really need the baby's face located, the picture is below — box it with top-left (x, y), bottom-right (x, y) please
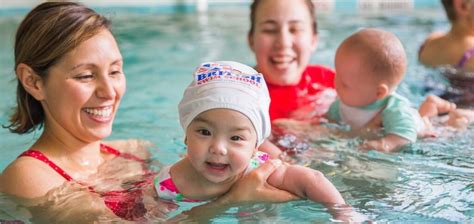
top-left (334, 50), bottom-right (380, 107)
top-left (185, 108), bottom-right (257, 184)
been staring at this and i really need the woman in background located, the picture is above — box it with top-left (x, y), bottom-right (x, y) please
top-left (0, 2), bottom-right (296, 222)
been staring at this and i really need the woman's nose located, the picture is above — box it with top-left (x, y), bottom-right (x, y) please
top-left (96, 74), bottom-right (116, 99)
top-left (275, 29), bottom-right (292, 49)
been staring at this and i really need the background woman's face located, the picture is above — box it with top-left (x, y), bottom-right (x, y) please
top-left (249, 0), bottom-right (317, 86)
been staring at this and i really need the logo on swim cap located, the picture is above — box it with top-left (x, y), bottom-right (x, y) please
top-left (194, 63), bottom-right (263, 87)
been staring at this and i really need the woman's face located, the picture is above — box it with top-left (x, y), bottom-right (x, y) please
top-left (39, 29), bottom-right (126, 143)
top-left (248, 0), bottom-right (318, 86)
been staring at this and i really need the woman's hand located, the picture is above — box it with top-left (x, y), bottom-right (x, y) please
top-left (169, 159), bottom-right (298, 222)
top-left (216, 159), bottom-right (299, 205)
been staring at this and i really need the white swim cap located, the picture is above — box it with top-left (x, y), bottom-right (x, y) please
top-left (178, 61), bottom-right (271, 146)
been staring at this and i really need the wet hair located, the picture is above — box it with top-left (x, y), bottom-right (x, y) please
top-left (337, 28), bottom-right (407, 87)
top-left (442, 0), bottom-right (473, 21)
top-left (442, 0), bottom-right (456, 21)
top-left (249, 0), bottom-right (317, 35)
top-left (5, 2), bottom-right (111, 134)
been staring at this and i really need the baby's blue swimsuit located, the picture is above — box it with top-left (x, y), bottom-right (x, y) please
top-left (327, 93), bottom-right (424, 142)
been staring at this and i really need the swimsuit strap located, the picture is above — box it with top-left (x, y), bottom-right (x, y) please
top-left (17, 144), bottom-right (144, 182)
top-left (18, 145), bottom-right (148, 221)
top-left (457, 47), bottom-right (474, 68)
top-left (100, 144), bottom-right (146, 162)
top-left (18, 150), bottom-right (74, 181)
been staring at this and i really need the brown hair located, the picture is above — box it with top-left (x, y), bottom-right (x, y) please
top-left (442, 0), bottom-right (474, 21)
top-left (249, 0), bottom-right (318, 35)
top-left (442, 0), bottom-right (456, 21)
top-left (5, 2), bottom-right (111, 134)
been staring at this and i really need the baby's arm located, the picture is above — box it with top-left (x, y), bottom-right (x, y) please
top-left (267, 164), bottom-right (345, 205)
top-left (361, 134), bottom-right (410, 152)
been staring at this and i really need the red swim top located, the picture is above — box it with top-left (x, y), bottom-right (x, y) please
top-left (267, 65), bottom-right (336, 121)
top-left (18, 144), bottom-right (150, 221)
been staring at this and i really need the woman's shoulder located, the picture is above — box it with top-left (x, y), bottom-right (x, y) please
top-left (0, 156), bottom-right (65, 198)
top-left (419, 32), bottom-right (457, 66)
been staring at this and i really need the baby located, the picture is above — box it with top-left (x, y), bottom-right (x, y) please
top-left (326, 28), bottom-right (471, 152)
top-left (154, 61), bottom-right (345, 206)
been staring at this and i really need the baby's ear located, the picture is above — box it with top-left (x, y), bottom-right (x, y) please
top-left (376, 83), bottom-right (389, 100)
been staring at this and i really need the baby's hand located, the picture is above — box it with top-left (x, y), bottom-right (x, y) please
top-left (360, 139), bottom-right (387, 152)
top-left (360, 135), bottom-right (410, 153)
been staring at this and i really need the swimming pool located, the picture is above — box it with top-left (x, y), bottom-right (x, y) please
top-left (1, 4), bottom-right (473, 223)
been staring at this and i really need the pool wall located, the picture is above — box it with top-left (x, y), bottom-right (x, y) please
top-left (0, 0), bottom-right (440, 12)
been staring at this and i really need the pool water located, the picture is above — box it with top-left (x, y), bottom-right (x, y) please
top-left (1, 5), bottom-right (473, 223)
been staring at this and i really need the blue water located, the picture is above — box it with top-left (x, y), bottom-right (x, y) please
top-left (1, 5), bottom-right (473, 223)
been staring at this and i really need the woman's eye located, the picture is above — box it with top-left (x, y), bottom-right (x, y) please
top-left (262, 29), bottom-right (277, 34)
top-left (74, 73), bottom-right (94, 80)
top-left (290, 27), bottom-right (304, 34)
top-left (198, 129), bottom-right (211, 136)
top-left (111, 70), bottom-right (123, 76)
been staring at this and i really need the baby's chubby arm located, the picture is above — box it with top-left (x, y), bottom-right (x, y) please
top-left (361, 134), bottom-right (410, 152)
top-left (267, 164), bottom-right (345, 205)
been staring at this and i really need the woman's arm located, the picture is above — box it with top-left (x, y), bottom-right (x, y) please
top-left (0, 158), bottom-right (65, 199)
top-left (168, 159), bottom-right (298, 222)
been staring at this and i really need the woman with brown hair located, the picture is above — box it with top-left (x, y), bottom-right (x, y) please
top-left (0, 2), bottom-right (295, 222)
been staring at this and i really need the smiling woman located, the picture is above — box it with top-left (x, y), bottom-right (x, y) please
top-left (0, 2), bottom-right (152, 222)
top-left (0, 2), bottom-right (299, 222)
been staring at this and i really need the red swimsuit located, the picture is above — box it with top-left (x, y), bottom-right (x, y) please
top-left (267, 65), bottom-right (336, 121)
top-left (18, 144), bottom-right (149, 221)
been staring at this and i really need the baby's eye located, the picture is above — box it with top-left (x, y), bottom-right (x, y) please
top-left (230, 136), bottom-right (243, 141)
top-left (198, 129), bottom-right (211, 136)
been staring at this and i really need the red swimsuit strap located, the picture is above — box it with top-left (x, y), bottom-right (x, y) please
top-left (18, 144), bottom-right (146, 182)
top-left (18, 145), bottom-right (148, 221)
top-left (100, 144), bottom-right (146, 162)
top-left (18, 150), bottom-right (74, 181)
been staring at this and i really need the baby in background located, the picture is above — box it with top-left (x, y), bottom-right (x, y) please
top-left (326, 28), bottom-right (473, 152)
top-left (154, 61), bottom-right (345, 206)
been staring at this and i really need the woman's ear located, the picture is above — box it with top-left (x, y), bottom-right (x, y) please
top-left (16, 63), bottom-right (45, 101)
top-left (310, 33), bottom-right (319, 52)
top-left (248, 32), bottom-right (255, 53)
top-left (454, 0), bottom-right (471, 17)
top-left (376, 83), bottom-right (390, 100)
top-left (184, 137), bottom-right (188, 145)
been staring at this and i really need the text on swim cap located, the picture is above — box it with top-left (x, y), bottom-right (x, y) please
top-left (195, 65), bottom-right (262, 87)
